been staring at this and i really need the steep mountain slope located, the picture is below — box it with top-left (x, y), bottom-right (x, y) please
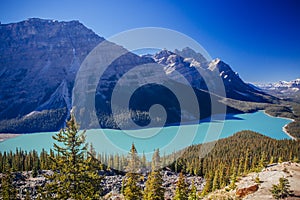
top-left (154, 48), bottom-right (274, 102)
top-left (0, 18), bottom-right (104, 131)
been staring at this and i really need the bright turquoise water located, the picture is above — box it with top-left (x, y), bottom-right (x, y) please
top-left (0, 111), bottom-right (293, 157)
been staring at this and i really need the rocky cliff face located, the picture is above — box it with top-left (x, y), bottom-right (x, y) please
top-left (153, 48), bottom-right (273, 102)
top-left (0, 18), bottom-right (103, 132)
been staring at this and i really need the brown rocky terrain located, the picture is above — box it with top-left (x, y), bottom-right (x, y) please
top-left (205, 162), bottom-right (300, 200)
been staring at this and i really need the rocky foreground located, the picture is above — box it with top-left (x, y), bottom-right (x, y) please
top-left (2, 168), bottom-right (204, 200)
top-left (3, 162), bottom-right (300, 199)
top-left (205, 162), bottom-right (300, 200)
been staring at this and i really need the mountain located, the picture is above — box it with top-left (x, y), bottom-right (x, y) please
top-left (174, 46), bottom-right (207, 63)
top-left (257, 78), bottom-right (300, 94)
top-left (0, 18), bottom-right (274, 133)
top-left (0, 18), bottom-right (104, 132)
top-left (152, 49), bottom-right (273, 102)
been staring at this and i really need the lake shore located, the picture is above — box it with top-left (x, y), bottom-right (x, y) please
top-left (282, 123), bottom-right (297, 141)
top-left (263, 110), bottom-right (297, 140)
top-left (0, 133), bottom-right (20, 142)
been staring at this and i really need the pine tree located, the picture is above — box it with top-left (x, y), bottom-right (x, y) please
top-left (270, 177), bottom-right (293, 199)
top-left (228, 175), bottom-right (237, 190)
top-left (114, 153), bottom-right (120, 171)
top-left (258, 152), bottom-right (267, 170)
top-left (269, 156), bottom-right (274, 164)
top-left (144, 149), bottom-right (165, 200)
top-left (243, 150), bottom-right (249, 174)
top-left (237, 157), bottom-right (244, 175)
top-left (143, 170), bottom-right (165, 200)
top-left (123, 173), bottom-right (143, 200)
top-left (40, 115), bottom-right (102, 199)
top-left (0, 162), bottom-right (17, 200)
top-left (32, 165), bottom-right (38, 178)
top-left (141, 152), bottom-right (147, 169)
top-left (201, 171), bottom-right (213, 196)
top-left (123, 143), bottom-right (142, 200)
top-left (162, 152), bottom-right (166, 167)
top-left (174, 172), bottom-right (189, 200)
top-left (218, 163), bottom-right (226, 188)
top-left (126, 143), bottom-right (140, 173)
top-left (254, 174), bottom-right (261, 184)
top-left (188, 180), bottom-right (198, 200)
top-left (293, 156), bottom-right (299, 163)
top-left (212, 168), bottom-right (219, 191)
top-left (152, 149), bottom-right (161, 171)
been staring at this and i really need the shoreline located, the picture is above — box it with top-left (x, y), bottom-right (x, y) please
top-left (0, 133), bottom-right (20, 142)
top-left (0, 110), bottom-right (297, 142)
top-left (282, 124), bottom-right (297, 141)
top-left (263, 110), bottom-right (297, 141)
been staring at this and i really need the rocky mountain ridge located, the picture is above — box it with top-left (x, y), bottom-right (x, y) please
top-left (257, 78), bottom-right (300, 94)
top-left (0, 18), bottom-right (104, 132)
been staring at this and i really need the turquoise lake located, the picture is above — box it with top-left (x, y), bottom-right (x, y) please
top-left (0, 111), bottom-right (293, 158)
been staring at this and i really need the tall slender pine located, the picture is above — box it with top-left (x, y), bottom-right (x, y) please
top-left (39, 115), bottom-right (102, 199)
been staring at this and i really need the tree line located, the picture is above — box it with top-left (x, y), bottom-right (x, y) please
top-left (168, 130), bottom-right (300, 196)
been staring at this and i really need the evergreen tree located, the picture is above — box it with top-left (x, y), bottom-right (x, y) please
top-left (212, 168), bottom-right (219, 191)
top-left (201, 171), bottom-right (213, 196)
top-left (162, 152), bottom-right (166, 167)
top-left (229, 174), bottom-right (237, 190)
top-left (141, 152), bottom-right (147, 169)
top-left (237, 157), bottom-right (244, 175)
top-left (114, 153), bottom-right (120, 171)
top-left (258, 152), bottom-right (267, 169)
top-left (218, 163), bottom-right (226, 188)
top-left (254, 174), bottom-right (261, 184)
top-left (143, 170), bottom-right (165, 200)
top-left (123, 143), bottom-right (142, 200)
top-left (40, 115), bottom-right (102, 199)
top-left (243, 150), bottom-right (249, 174)
top-left (32, 165), bottom-right (38, 178)
top-left (293, 156), bottom-right (299, 163)
top-left (126, 143), bottom-right (140, 173)
top-left (0, 162), bottom-right (17, 200)
top-left (188, 180), bottom-right (198, 200)
top-left (269, 156), bottom-right (274, 164)
top-left (174, 172), bottom-right (189, 200)
top-left (152, 149), bottom-right (161, 171)
top-left (228, 165), bottom-right (237, 190)
top-left (144, 149), bottom-right (165, 200)
top-left (270, 177), bottom-right (293, 199)
top-left (123, 173), bottom-right (143, 200)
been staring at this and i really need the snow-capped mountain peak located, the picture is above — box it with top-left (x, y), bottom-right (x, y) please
top-left (256, 78), bottom-right (300, 94)
top-left (208, 58), bottom-right (221, 71)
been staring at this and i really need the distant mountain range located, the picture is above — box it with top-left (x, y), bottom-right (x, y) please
top-left (0, 18), bottom-right (275, 133)
top-left (256, 79), bottom-right (300, 94)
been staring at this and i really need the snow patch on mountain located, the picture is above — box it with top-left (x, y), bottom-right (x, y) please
top-left (208, 58), bottom-right (221, 71)
top-left (256, 78), bottom-right (300, 94)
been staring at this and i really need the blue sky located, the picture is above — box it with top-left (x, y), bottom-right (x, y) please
top-left (1, 0), bottom-right (299, 83)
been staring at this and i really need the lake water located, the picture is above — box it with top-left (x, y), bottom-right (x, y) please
top-left (0, 111), bottom-right (293, 158)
